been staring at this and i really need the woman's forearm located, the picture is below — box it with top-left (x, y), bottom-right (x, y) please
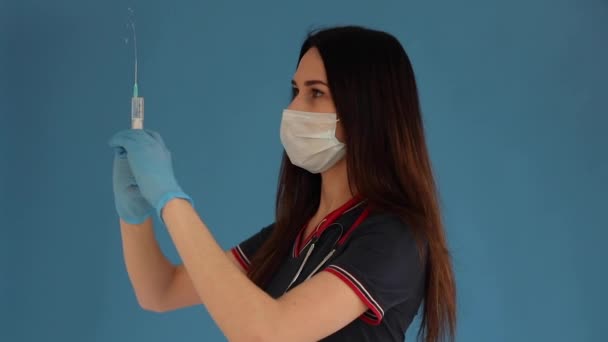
top-left (120, 218), bottom-right (176, 311)
top-left (161, 198), bottom-right (280, 342)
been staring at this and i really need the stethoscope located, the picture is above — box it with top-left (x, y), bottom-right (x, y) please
top-left (284, 202), bottom-right (370, 293)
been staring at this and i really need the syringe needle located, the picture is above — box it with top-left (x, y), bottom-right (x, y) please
top-left (128, 10), bottom-right (143, 130)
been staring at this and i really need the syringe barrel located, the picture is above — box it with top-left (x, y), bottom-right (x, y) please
top-left (131, 96), bottom-right (144, 129)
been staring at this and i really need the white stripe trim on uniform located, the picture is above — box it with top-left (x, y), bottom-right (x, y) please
top-left (327, 264), bottom-right (384, 318)
top-left (236, 245), bottom-right (251, 265)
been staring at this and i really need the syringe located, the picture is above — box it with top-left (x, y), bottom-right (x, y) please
top-left (128, 10), bottom-right (143, 130)
top-left (131, 82), bottom-right (144, 129)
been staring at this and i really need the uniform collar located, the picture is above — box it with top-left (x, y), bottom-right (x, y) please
top-left (293, 196), bottom-right (366, 257)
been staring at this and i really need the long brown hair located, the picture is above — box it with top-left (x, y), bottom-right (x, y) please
top-left (247, 26), bottom-right (456, 342)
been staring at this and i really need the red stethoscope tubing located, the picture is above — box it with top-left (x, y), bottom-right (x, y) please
top-left (285, 200), bottom-right (370, 292)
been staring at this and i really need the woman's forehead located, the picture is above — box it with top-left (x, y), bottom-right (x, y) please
top-left (293, 48), bottom-right (328, 84)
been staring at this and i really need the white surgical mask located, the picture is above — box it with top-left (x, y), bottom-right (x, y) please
top-left (280, 109), bottom-right (346, 174)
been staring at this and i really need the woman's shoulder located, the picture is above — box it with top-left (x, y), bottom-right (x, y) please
top-left (348, 209), bottom-right (428, 255)
top-left (357, 210), bottom-right (417, 237)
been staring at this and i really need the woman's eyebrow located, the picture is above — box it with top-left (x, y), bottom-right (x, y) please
top-left (291, 79), bottom-right (328, 87)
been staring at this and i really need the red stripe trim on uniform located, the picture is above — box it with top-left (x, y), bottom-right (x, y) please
top-left (231, 247), bottom-right (249, 271)
top-left (324, 265), bottom-right (384, 326)
top-left (360, 314), bottom-right (380, 325)
top-left (292, 235), bottom-right (298, 258)
top-left (337, 207), bottom-right (370, 245)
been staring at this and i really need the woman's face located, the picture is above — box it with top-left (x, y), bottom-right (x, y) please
top-left (288, 47), bottom-right (345, 142)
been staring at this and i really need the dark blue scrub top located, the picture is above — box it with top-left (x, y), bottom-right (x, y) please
top-left (231, 199), bottom-right (427, 341)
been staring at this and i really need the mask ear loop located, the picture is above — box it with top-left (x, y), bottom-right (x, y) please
top-left (332, 115), bottom-right (343, 143)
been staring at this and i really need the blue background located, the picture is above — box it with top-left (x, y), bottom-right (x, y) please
top-left (1, 0), bottom-right (606, 341)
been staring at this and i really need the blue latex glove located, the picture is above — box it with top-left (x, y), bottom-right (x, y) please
top-left (108, 129), bottom-right (193, 220)
top-left (112, 146), bottom-right (154, 224)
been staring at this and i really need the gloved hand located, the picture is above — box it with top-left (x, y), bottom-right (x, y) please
top-left (112, 146), bottom-right (154, 224)
top-left (108, 129), bottom-right (193, 221)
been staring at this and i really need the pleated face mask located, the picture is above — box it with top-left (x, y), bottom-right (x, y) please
top-left (280, 109), bottom-right (346, 174)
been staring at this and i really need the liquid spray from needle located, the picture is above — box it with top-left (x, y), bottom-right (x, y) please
top-left (128, 8), bottom-right (144, 129)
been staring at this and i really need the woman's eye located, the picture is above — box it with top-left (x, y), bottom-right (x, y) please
top-left (292, 87), bottom-right (324, 99)
top-left (312, 89), bottom-right (324, 98)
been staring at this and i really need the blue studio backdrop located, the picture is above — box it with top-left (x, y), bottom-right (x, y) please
top-left (1, 0), bottom-right (606, 341)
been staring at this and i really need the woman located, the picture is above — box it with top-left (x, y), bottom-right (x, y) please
top-left (109, 26), bottom-right (456, 342)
